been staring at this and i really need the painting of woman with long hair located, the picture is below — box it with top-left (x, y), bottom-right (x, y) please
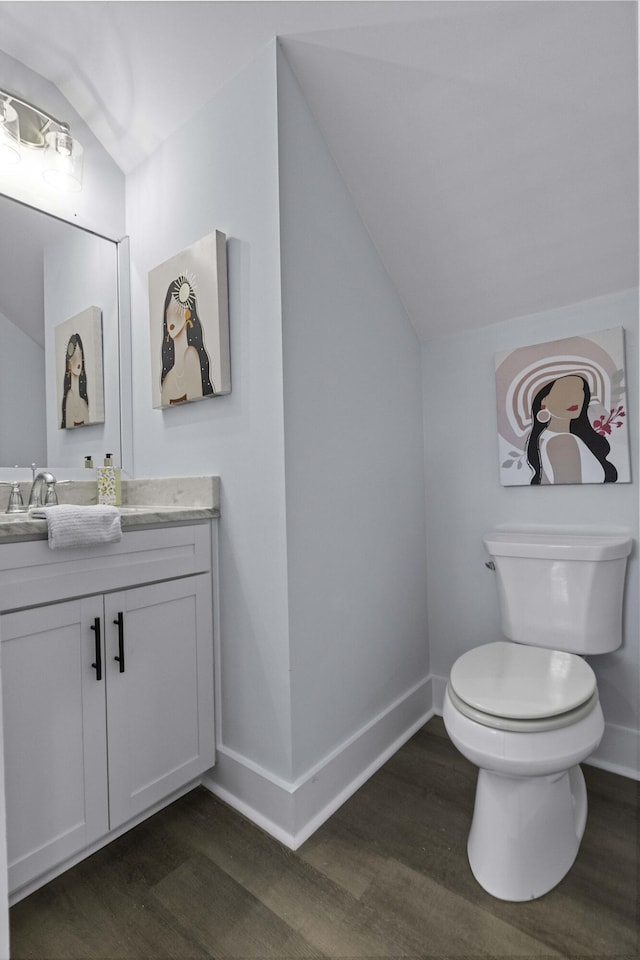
top-left (494, 327), bottom-right (630, 486)
top-left (55, 306), bottom-right (104, 431)
top-left (149, 230), bottom-right (230, 410)
top-left (160, 275), bottom-right (214, 406)
top-left (60, 332), bottom-right (89, 428)
top-left (526, 375), bottom-right (617, 484)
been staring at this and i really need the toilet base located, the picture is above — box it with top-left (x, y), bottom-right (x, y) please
top-left (467, 764), bottom-right (587, 901)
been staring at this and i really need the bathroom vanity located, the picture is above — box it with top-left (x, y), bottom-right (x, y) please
top-left (0, 479), bottom-right (219, 903)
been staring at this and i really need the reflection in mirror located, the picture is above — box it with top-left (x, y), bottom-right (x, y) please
top-left (0, 193), bottom-right (123, 473)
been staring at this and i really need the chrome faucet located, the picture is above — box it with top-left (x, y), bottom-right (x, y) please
top-left (28, 471), bottom-right (58, 508)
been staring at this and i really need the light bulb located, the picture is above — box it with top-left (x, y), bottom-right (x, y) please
top-left (0, 99), bottom-right (20, 167)
top-left (43, 130), bottom-right (83, 192)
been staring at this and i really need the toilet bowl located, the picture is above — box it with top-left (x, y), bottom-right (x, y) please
top-left (443, 642), bottom-right (604, 901)
top-left (443, 531), bottom-right (631, 902)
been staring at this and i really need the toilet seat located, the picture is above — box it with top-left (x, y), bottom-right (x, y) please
top-left (449, 641), bottom-right (598, 733)
top-left (446, 681), bottom-right (600, 732)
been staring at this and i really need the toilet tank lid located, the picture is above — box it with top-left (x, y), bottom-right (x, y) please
top-left (484, 531), bottom-right (632, 561)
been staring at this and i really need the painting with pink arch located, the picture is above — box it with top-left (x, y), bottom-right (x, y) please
top-left (495, 327), bottom-right (630, 486)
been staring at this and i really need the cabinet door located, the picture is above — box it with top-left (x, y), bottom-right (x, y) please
top-left (0, 598), bottom-right (109, 893)
top-left (104, 574), bottom-right (215, 829)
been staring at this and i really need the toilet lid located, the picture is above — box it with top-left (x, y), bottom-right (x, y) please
top-left (449, 642), bottom-right (597, 720)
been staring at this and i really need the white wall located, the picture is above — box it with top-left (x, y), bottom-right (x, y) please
top-left (0, 313), bottom-right (45, 467)
top-left (277, 49), bottom-right (430, 779)
top-left (423, 289), bottom-right (639, 775)
top-left (126, 44), bottom-right (431, 841)
top-left (0, 51), bottom-right (124, 239)
top-left (126, 42), bottom-right (294, 780)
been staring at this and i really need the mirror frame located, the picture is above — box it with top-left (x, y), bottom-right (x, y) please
top-left (116, 236), bottom-right (133, 478)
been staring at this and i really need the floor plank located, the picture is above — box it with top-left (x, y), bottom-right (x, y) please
top-left (10, 717), bottom-right (639, 959)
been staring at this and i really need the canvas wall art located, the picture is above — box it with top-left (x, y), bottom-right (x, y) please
top-left (495, 327), bottom-right (630, 485)
top-left (54, 306), bottom-right (104, 430)
top-left (148, 230), bottom-right (230, 409)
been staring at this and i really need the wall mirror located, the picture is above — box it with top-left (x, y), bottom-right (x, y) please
top-left (0, 193), bottom-right (131, 479)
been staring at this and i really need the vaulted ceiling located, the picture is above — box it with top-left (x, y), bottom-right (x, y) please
top-left (0, 1), bottom-right (637, 341)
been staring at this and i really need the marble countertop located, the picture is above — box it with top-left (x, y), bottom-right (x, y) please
top-left (0, 477), bottom-right (220, 544)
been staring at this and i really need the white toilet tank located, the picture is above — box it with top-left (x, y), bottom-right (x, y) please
top-left (484, 531), bottom-right (632, 654)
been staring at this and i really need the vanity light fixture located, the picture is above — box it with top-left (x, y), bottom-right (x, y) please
top-left (0, 89), bottom-right (83, 192)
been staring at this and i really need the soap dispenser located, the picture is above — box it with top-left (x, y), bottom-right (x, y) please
top-left (97, 454), bottom-right (121, 506)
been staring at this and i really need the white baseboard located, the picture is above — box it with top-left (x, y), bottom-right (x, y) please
top-left (432, 673), bottom-right (447, 714)
top-left (202, 675), bottom-right (434, 848)
top-left (431, 672), bottom-right (639, 782)
top-left (588, 721), bottom-right (640, 780)
top-left (203, 669), bottom-right (638, 853)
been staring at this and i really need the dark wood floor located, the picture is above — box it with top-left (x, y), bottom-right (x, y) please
top-left (10, 717), bottom-right (639, 959)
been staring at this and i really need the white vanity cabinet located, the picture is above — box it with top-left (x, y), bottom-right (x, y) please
top-left (1, 597), bottom-right (110, 894)
top-left (0, 522), bottom-right (216, 899)
top-left (104, 576), bottom-right (214, 829)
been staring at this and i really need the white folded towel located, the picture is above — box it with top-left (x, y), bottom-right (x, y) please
top-left (33, 504), bottom-right (122, 550)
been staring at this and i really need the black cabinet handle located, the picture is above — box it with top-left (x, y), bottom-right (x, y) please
top-left (113, 612), bottom-right (125, 673)
top-left (90, 617), bottom-right (102, 681)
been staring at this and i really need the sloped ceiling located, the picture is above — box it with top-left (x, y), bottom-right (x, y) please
top-left (0, 1), bottom-right (637, 341)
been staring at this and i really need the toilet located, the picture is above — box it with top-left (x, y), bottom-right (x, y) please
top-left (443, 530), bottom-right (632, 902)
